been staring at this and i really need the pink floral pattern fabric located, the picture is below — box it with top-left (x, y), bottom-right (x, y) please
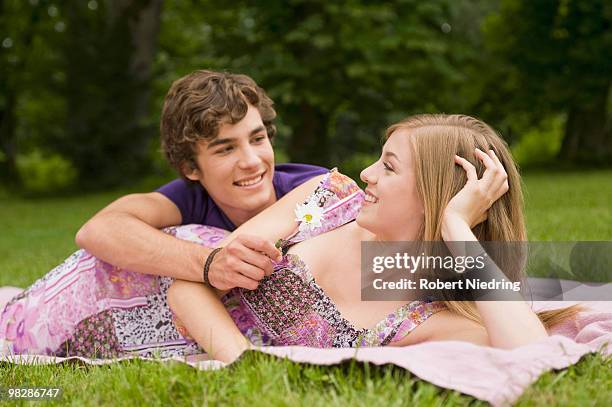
top-left (0, 169), bottom-right (444, 357)
top-left (0, 225), bottom-right (229, 358)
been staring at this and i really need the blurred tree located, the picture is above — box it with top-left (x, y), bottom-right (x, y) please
top-left (10, 0), bottom-right (606, 193)
top-left (196, 0), bottom-right (467, 167)
top-left (0, 0), bottom-right (50, 185)
top-left (485, 0), bottom-right (612, 164)
top-left (56, 0), bottom-right (163, 188)
top-left (0, 0), bottom-right (72, 190)
top-left (1, 0), bottom-right (164, 190)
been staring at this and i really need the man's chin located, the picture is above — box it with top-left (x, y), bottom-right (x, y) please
top-left (237, 188), bottom-right (275, 210)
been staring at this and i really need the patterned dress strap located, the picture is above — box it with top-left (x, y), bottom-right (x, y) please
top-left (276, 168), bottom-right (364, 253)
top-left (388, 301), bottom-right (447, 344)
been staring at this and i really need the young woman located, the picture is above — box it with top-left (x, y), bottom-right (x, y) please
top-left (167, 114), bottom-right (581, 363)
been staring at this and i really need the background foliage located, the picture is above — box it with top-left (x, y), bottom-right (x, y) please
top-left (0, 0), bottom-right (610, 194)
top-left (0, 3), bottom-right (610, 403)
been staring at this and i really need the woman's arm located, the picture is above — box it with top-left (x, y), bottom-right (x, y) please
top-left (167, 280), bottom-right (249, 363)
top-left (441, 149), bottom-right (547, 348)
top-left (207, 174), bottom-right (326, 291)
top-left (441, 215), bottom-right (548, 348)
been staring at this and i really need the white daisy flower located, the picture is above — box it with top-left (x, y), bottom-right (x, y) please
top-left (294, 200), bottom-right (324, 231)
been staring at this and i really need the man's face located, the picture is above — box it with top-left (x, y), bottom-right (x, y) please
top-left (185, 104), bottom-right (276, 226)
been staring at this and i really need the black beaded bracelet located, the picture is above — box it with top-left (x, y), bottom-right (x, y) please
top-left (203, 247), bottom-right (223, 286)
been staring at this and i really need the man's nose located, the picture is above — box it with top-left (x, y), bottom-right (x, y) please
top-left (238, 145), bottom-right (261, 168)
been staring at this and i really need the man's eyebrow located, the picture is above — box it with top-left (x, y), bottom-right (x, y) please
top-left (206, 137), bottom-right (234, 149)
top-left (383, 151), bottom-right (400, 162)
top-left (250, 125), bottom-right (266, 136)
top-left (206, 126), bottom-right (266, 150)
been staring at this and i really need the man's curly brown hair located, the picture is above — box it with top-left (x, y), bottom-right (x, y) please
top-left (160, 70), bottom-right (277, 178)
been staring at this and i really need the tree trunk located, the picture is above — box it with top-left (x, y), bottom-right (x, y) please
top-left (559, 85), bottom-right (611, 165)
top-left (108, 0), bottom-right (163, 158)
top-left (62, 0), bottom-right (163, 188)
top-left (287, 103), bottom-right (329, 166)
top-left (110, 0), bottom-right (163, 121)
top-left (0, 0), bottom-right (40, 185)
top-left (0, 92), bottom-right (18, 184)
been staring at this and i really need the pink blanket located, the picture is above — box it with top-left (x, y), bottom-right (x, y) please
top-left (1, 286), bottom-right (610, 406)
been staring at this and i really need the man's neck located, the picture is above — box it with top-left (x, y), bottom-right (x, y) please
top-left (225, 209), bottom-right (255, 228)
top-left (222, 196), bottom-right (278, 227)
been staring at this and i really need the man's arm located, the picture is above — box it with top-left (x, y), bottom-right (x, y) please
top-left (76, 173), bottom-right (326, 284)
top-left (75, 192), bottom-right (210, 281)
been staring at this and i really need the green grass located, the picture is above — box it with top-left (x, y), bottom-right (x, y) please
top-left (1, 170), bottom-right (611, 405)
top-left (0, 351), bottom-right (610, 406)
top-left (522, 170), bottom-right (612, 240)
top-left (0, 189), bottom-right (127, 287)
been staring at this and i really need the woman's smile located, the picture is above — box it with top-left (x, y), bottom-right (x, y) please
top-left (363, 189), bottom-right (379, 204)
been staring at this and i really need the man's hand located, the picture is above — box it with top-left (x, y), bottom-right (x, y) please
top-left (208, 235), bottom-right (282, 290)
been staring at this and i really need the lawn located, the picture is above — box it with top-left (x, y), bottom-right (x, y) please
top-left (1, 170), bottom-right (611, 406)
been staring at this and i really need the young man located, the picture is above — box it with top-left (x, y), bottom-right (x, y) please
top-left (76, 70), bottom-right (327, 290)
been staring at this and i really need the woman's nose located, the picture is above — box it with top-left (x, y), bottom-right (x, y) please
top-left (360, 162), bottom-right (377, 184)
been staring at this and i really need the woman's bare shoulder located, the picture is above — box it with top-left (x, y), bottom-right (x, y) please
top-left (396, 309), bottom-right (490, 347)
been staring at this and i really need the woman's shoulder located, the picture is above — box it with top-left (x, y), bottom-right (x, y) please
top-left (285, 169), bottom-right (363, 244)
top-left (302, 168), bottom-right (363, 212)
top-left (318, 168), bottom-right (362, 200)
top-left (306, 169), bottom-right (363, 216)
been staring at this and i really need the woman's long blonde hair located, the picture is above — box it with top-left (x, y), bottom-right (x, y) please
top-left (386, 114), bottom-right (581, 330)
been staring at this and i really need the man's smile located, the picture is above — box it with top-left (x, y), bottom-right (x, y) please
top-left (233, 171), bottom-right (266, 187)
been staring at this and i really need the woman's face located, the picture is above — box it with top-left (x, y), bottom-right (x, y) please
top-left (356, 129), bottom-right (424, 240)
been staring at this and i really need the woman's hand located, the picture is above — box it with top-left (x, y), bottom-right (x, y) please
top-left (443, 148), bottom-right (509, 231)
top-left (440, 149), bottom-right (548, 348)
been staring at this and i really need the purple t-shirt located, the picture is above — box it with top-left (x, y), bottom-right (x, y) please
top-left (156, 163), bottom-right (328, 230)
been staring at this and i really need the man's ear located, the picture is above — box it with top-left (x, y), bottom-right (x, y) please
top-left (181, 161), bottom-right (201, 181)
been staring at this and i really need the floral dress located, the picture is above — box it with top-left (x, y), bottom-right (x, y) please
top-left (219, 169), bottom-right (446, 347)
top-left (0, 169), bottom-right (444, 358)
top-left (0, 226), bottom-right (228, 358)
